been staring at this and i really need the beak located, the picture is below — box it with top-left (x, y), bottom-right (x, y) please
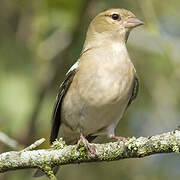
top-left (124, 17), bottom-right (144, 29)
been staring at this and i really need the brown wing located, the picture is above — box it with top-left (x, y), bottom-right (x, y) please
top-left (50, 68), bottom-right (76, 144)
top-left (127, 75), bottom-right (139, 107)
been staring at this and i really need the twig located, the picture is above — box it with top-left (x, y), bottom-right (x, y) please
top-left (21, 138), bottom-right (45, 152)
top-left (38, 166), bottom-right (57, 180)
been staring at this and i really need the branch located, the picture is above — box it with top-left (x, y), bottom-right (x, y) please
top-left (1, 130), bottom-right (180, 179)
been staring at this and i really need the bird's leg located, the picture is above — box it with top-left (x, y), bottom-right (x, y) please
top-left (77, 133), bottom-right (96, 155)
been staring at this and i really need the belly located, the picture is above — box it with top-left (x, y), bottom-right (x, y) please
top-left (75, 97), bottom-right (129, 136)
top-left (61, 71), bottom-right (134, 137)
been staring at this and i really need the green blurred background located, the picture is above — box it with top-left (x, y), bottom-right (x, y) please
top-left (1, 0), bottom-right (180, 179)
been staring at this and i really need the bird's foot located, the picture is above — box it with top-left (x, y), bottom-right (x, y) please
top-left (77, 134), bottom-right (96, 155)
top-left (110, 136), bottom-right (128, 144)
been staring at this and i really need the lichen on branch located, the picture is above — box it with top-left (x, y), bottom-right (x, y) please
top-left (0, 130), bottom-right (180, 179)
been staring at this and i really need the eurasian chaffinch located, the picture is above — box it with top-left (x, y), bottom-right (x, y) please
top-left (35, 8), bottom-right (144, 177)
top-left (50, 8), bottom-right (143, 147)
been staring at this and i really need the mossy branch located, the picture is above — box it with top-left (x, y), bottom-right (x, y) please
top-left (1, 130), bottom-right (180, 179)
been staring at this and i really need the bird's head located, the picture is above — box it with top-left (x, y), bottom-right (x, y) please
top-left (85, 8), bottom-right (144, 46)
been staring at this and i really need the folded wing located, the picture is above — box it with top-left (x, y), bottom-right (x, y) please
top-left (50, 62), bottom-right (78, 144)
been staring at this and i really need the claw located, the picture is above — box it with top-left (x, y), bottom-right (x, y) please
top-left (77, 134), bottom-right (96, 155)
top-left (110, 136), bottom-right (128, 144)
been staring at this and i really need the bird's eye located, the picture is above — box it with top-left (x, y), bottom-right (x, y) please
top-left (111, 13), bottom-right (120, 20)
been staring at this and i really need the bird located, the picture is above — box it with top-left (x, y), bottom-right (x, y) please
top-left (34, 8), bottom-right (144, 177)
